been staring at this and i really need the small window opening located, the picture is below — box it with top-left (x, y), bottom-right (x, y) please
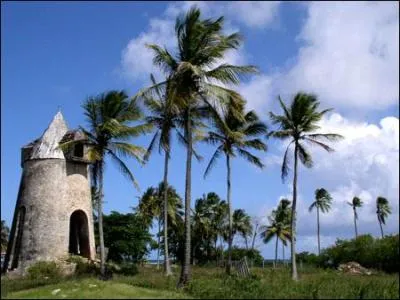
top-left (74, 144), bottom-right (84, 158)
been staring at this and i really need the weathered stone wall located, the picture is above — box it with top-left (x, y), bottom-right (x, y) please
top-left (65, 161), bottom-right (95, 259)
top-left (11, 158), bottom-right (95, 271)
top-left (16, 159), bottom-right (69, 270)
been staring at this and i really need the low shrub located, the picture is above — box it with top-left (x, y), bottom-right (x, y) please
top-left (26, 261), bottom-right (62, 280)
top-left (319, 234), bottom-right (399, 273)
top-left (66, 255), bottom-right (98, 276)
top-left (116, 262), bottom-right (138, 276)
top-left (224, 247), bottom-right (264, 265)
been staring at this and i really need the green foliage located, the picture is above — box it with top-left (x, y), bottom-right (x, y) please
top-left (1, 220), bottom-right (10, 252)
top-left (191, 192), bottom-right (227, 264)
top-left (318, 234), bottom-right (399, 273)
top-left (309, 188), bottom-right (332, 213)
top-left (121, 266), bottom-right (399, 299)
top-left (66, 256), bottom-right (99, 276)
top-left (26, 261), bottom-right (62, 280)
top-left (224, 247), bottom-right (264, 265)
top-left (376, 196), bottom-right (391, 225)
top-left (117, 262), bottom-right (139, 276)
top-left (102, 211), bottom-right (153, 263)
top-left (297, 252), bottom-right (321, 266)
top-left (2, 266), bottom-right (399, 299)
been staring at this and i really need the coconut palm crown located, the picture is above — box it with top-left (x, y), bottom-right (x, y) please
top-left (376, 196), bottom-right (391, 238)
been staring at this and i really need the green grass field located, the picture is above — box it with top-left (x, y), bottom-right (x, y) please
top-left (2, 266), bottom-right (399, 299)
top-left (4, 278), bottom-right (188, 299)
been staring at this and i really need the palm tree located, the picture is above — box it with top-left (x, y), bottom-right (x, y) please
top-left (60, 90), bottom-right (148, 277)
top-left (143, 74), bottom-right (182, 275)
top-left (260, 211), bottom-right (291, 268)
top-left (275, 199), bottom-right (291, 265)
top-left (232, 209), bottom-right (252, 247)
top-left (139, 6), bottom-right (258, 286)
top-left (203, 105), bottom-right (267, 274)
top-left (136, 187), bottom-right (162, 269)
top-left (191, 194), bottom-right (216, 264)
top-left (268, 93), bottom-right (343, 280)
top-left (308, 188), bottom-right (332, 255)
top-left (1, 220), bottom-right (10, 253)
top-left (136, 183), bottom-right (183, 270)
top-left (348, 197), bottom-right (363, 238)
top-left (376, 197), bottom-right (391, 238)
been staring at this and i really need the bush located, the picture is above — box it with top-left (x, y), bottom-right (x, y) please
top-left (65, 255), bottom-right (99, 276)
top-left (26, 261), bottom-right (62, 280)
top-left (224, 247), bottom-right (264, 265)
top-left (116, 262), bottom-right (138, 276)
top-left (319, 234), bottom-right (399, 273)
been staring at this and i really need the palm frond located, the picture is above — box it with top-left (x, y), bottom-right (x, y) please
top-left (281, 141), bottom-right (294, 181)
top-left (107, 149), bottom-right (140, 190)
top-left (204, 145), bottom-right (224, 178)
top-left (304, 137), bottom-right (335, 153)
top-left (237, 148), bottom-right (264, 169)
top-left (308, 201), bottom-right (317, 212)
top-left (205, 64), bottom-right (258, 85)
top-left (144, 131), bottom-right (160, 162)
top-left (297, 143), bottom-right (313, 168)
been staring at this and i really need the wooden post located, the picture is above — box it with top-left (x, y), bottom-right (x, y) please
top-left (244, 256), bottom-right (250, 277)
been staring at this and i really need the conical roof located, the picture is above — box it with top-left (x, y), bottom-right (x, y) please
top-left (29, 111), bottom-right (69, 159)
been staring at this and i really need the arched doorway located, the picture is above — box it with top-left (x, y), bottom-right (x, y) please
top-left (69, 210), bottom-right (90, 258)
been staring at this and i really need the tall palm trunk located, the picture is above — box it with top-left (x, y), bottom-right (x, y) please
top-left (378, 218), bottom-right (384, 238)
top-left (157, 218), bottom-right (161, 270)
top-left (282, 242), bottom-right (285, 266)
top-left (245, 236), bottom-right (249, 250)
top-left (290, 143), bottom-right (299, 280)
top-left (317, 206), bottom-right (320, 255)
top-left (251, 223), bottom-right (258, 250)
top-left (179, 108), bottom-right (192, 287)
top-left (163, 151), bottom-right (172, 275)
top-left (353, 207), bottom-right (358, 238)
top-left (98, 160), bottom-right (106, 277)
top-left (274, 234), bottom-right (278, 268)
top-left (215, 238), bottom-right (218, 266)
top-left (226, 154), bottom-right (233, 275)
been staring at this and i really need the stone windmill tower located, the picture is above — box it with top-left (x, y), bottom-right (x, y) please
top-left (3, 112), bottom-right (96, 273)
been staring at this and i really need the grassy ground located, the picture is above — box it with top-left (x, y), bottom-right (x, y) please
top-left (119, 265), bottom-right (399, 299)
top-left (2, 265), bottom-right (399, 299)
top-left (3, 277), bottom-right (188, 299)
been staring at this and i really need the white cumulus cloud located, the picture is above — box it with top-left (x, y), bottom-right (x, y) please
top-left (278, 1), bottom-right (399, 111)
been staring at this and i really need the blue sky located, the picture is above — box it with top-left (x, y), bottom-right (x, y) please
top-left (1, 1), bottom-right (399, 259)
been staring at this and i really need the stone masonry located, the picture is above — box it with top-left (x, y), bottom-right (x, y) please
top-left (2, 112), bottom-right (96, 274)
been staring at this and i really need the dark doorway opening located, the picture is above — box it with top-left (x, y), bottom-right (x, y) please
top-left (69, 210), bottom-right (90, 258)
